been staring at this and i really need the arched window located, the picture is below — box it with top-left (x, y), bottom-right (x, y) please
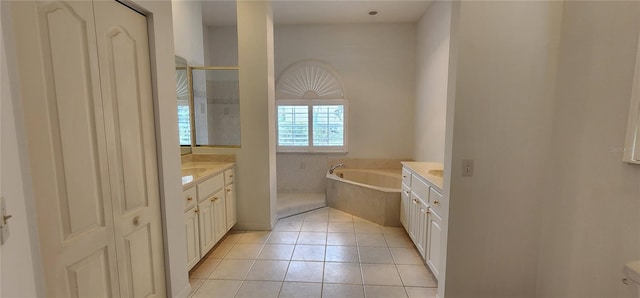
top-left (276, 60), bottom-right (348, 153)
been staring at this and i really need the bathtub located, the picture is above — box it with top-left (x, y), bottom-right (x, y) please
top-left (326, 168), bottom-right (402, 226)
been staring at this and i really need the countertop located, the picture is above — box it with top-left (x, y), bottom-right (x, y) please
top-left (181, 161), bottom-right (235, 190)
top-left (401, 161), bottom-right (444, 191)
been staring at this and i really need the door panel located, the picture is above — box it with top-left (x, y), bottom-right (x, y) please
top-left (94, 1), bottom-right (165, 296)
top-left (213, 189), bottom-right (226, 242)
top-left (10, 1), bottom-right (120, 296)
top-left (67, 248), bottom-right (114, 298)
top-left (186, 208), bottom-right (201, 270)
top-left (198, 199), bottom-right (215, 253)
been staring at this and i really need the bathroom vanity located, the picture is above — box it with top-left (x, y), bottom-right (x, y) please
top-left (182, 156), bottom-right (236, 270)
top-left (400, 162), bottom-right (446, 281)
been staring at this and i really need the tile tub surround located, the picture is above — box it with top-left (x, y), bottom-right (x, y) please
top-left (326, 169), bottom-right (402, 227)
top-left (188, 207), bottom-right (437, 298)
top-left (327, 158), bottom-right (409, 170)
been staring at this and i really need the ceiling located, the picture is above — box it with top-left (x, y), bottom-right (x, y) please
top-left (202, 0), bottom-right (433, 27)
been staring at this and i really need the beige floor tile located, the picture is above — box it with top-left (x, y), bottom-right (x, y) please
top-left (190, 258), bottom-right (221, 279)
top-left (361, 264), bottom-right (403, 286)
top-left (278, 282), bottom-right (322, 298)
top-left (237, 231), bottom-right (272, 244)
top-left (323, 262), bottom-right (362, 284)
top-left (325, 246), bottom-right (359, 263)
top-left (322, 284), bottom-right (365, 298)
top-left (381, 226), bottom-right (407, 235)
top-left (207, 241), bottom-right (234, 259)
top-left (235, 281), bottom-right (282, 298)
top-left (273, 221), bottom-right (302, 232)
top-left (300, 221), bottom-right (328, 232)
top-left (221, 231), bottom-right (245, 245)
top-left (284, 261), bottom-right (324, 282)
top-left (278, 213), bottom-right (305, 223)
top-left (225, 243), bottom-right (264, 259)
top-left (192, 279), bottom-right (242, 298)
top-left (327, 232), bottom-right (357, 246)
top-left (258, 244), bottom-right (295, 260)
top-left (188, 277), bottom-right (206, 295)
top-left (364, 285), bottom-right (408, 298)
top-left (396, 265), bottom-right (437, 287)
top-left (356, 233), bottom-right (387, 247)
top-left (354, 222), bottom-right (382, 234)
top-left (245, 260), bottom-right (290, 281)
top-left (390, 247), bottom-right (424, 265)
top-left (303, 214), bottom-right (329, 222)
top-left (405, 287), bottom-right (438, 298)
top-left (328, 222), bottom-right (355, 233)
top-left (292, 245), bottom-right (325, 261)
top-left (267, 231), bottom-right (299, 244)
top-left (384, 234), bottom-right (414, 248)
top-left (358, 246), bottom-right (394, 264)
top-left (329, 212), bottom-right (353, 223)
top-left (209, 259), bottom-right (254, 280)
top-left (296, 232), bottom-right (327, 245)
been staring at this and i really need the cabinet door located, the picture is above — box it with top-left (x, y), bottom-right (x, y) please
top-left (225, 184), bottom-right (237, 231)
top-left (426, 208), bottom-right (443, 280)
top-left (408, 192), bottom-right (421, 242)
top-left (212, 189), bottom-right (227, 243)
top-left (185, 208), bottom-right (200, 270)
top-left (417, 202), bottom-right (429, 258)
top-left (198, 199), bottom-right (216, 254)
top-left (400, 187), bottom-right (409, 230)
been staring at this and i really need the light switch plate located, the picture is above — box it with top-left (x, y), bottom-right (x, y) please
top-left (462, 159), bottom-right (474, 176)
top-left (0, 197), bottom-right (9, 245)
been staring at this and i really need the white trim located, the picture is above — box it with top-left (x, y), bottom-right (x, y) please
top-left (624, 27), bottom-right (640, 164)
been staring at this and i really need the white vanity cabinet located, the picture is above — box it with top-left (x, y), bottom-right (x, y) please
top-left (401, 163), bottom-right (446, 281)
top-left (224, 168), bottom-right (237, 230)
top-left (183, 166), bottom-right (236, 270)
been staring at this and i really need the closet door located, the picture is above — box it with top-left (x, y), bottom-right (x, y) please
top-left (93, 1), bottom-right (166, 297)
top-left (10, 1), bottom-right (120, 297)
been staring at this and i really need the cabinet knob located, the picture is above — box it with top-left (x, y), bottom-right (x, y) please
top-left (412, 199), bottom-right (417, 204)
top-left (211, 197), bottom-right (218, 202)
top-left (187, 196), bottom-right (193, 201)
top-left (226, 189), bottom-right (231, 192)
top-left (195, 208), bottom-right (199, 213)
top-left (433, 200), bottom-right (440, 205)
top-left (404, 191), bottom-right (409, 195)
top-left (229, 175), bottom-right (233, 178)
top-left (402, 175), bottom-right (407, 178)
top-left (133, 216), bottom-right (142, 226)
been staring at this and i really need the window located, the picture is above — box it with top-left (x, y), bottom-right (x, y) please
top-left (277, 99), bottom-right (348, 152)
top-left (177, 103), bottom-right (191, 146)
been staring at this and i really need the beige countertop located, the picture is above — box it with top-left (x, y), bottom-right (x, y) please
top-left (401, 161), bottom-right (444, 191)
top-left (181, 161), bottom-right (234, 190)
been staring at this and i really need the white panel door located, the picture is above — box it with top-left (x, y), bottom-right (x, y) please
top-left (93, 1), bottom-right (165, 296)
top-left (198, 198), bottom-right (215, 254)
top-left (185, 208), bottom-right (200, 270)
top-left (225, 184), bottom-right (236, 231)
top-left (10, 1), bottom-right (119, 296)
top-left (426, 208), bottom-right (443, 280)
top-left (212, 189), bottom-right (226, 242)
top-left (417, 201), bottom-right (428, 258)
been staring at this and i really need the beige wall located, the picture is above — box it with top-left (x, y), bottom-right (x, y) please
top-left (171, 0), bottom-right (204, 65)
top-left (1, 2), bottom-right (45, 296)
top-left (274, 23), bottom-right (416, 194)
top-left (414, 1), bottom-right (451, 163)
top-left (536, 2), bottom-right (640, 297)
top-left (445, 1), bottom-right (563, 297)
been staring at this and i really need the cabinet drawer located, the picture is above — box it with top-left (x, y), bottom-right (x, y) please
top-left (429, 188), bottom-right (444, 214)
top-left (197, 174), bottom-right (224, 202)
top-left (411, 175), bottom-right (430, 201)
top-left (184, 187), bottom-right (197, 211)
top-left (224, 168), bottom-right (234, 185)
top-left (402, 167), bottom-right (412, 187)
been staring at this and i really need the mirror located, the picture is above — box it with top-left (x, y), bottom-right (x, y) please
top-left (191, 67), bottom-right (241, 147)
top-left (175, 56), bottom-right (192, 155)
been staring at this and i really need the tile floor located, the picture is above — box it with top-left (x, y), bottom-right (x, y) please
top-left (189, 207), bottom-right (438, 298)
